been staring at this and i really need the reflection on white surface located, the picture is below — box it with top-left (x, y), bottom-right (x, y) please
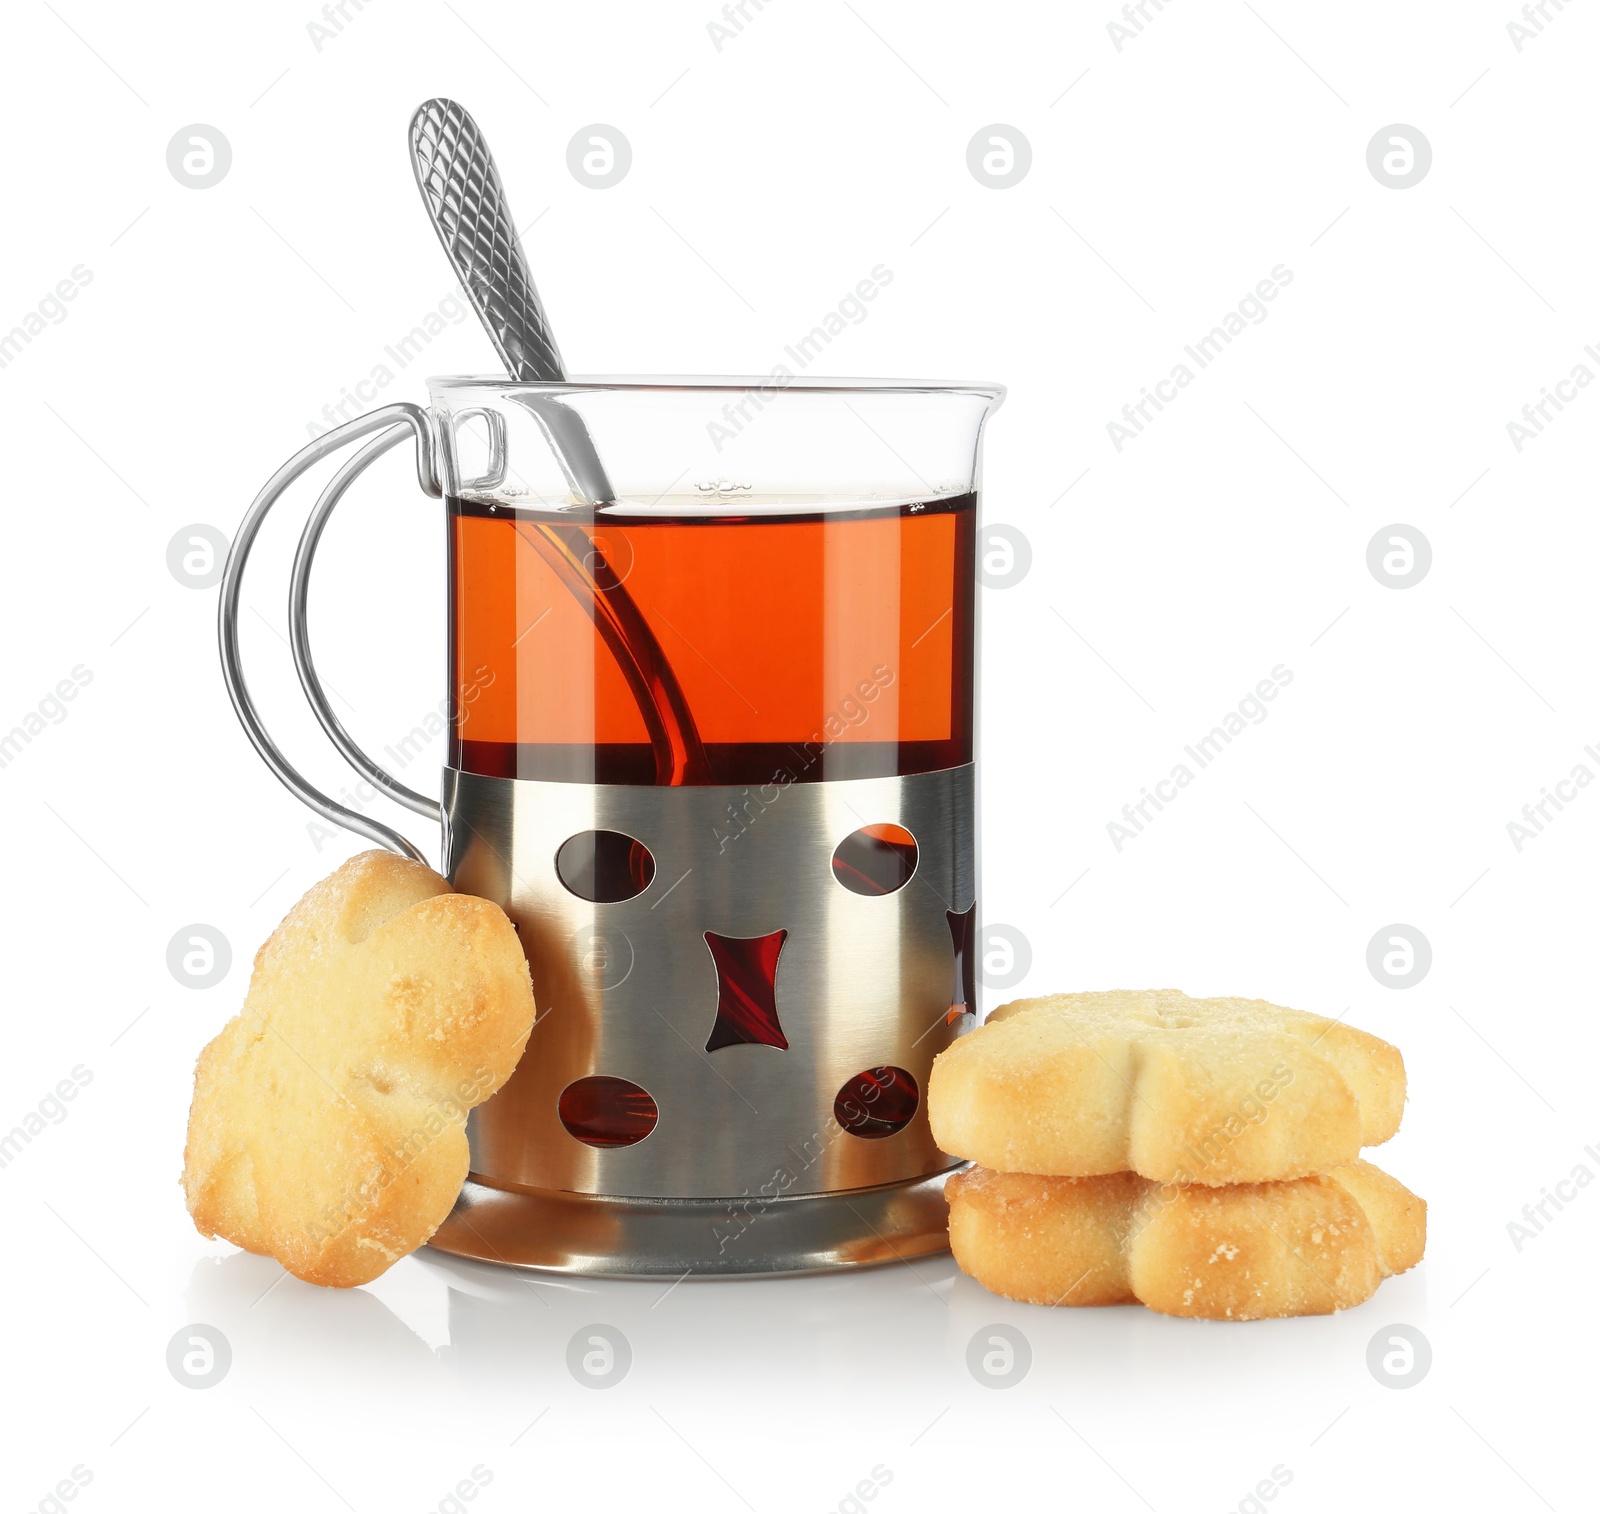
top-left (168, 1236), bottom-right (1445, 1514)
top-left (185, 1252), bottom-right (445, 1393)
top-left (183, 1239), bottom-right (1431, 1416)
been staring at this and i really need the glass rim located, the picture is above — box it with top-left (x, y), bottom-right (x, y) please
top-left (427, 373), bottom-right (1006, 401)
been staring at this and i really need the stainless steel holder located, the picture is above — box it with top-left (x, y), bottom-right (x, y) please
top-left (434, 767), bottom-right (973, 1276)
top-left (219, 408), bottom-right (976, 1277)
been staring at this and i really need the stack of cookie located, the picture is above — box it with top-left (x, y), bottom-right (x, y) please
top-left (928, 989), bottom-right (1424, 1320)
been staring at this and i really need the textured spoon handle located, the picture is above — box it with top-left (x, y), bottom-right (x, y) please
top-left (409, 97), bottom-right (565, 382)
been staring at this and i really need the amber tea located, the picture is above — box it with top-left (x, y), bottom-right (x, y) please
top-left (448, 492), bottom-right (976, 788)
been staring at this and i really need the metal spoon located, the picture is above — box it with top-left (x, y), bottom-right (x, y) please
top-left (407, 97), bottom-right (708, 782)
top-left (408, 96), bottom-right (616, 505)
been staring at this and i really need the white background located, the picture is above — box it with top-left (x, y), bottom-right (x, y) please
top-left (1, 2), bottom-right (1593, 1510)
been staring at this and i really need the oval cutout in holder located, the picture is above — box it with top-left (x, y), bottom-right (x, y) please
top-left (831, 823), bottom-right (918, 896)
top-left (834, 1066), bottom-right (919, 1138)
top-left (558, 1076), bottom-right (659, 1147)
top-left (555, 829), bottom-right (656, 903)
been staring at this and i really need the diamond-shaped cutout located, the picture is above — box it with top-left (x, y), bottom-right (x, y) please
top-left (703, 929), bottom-right (788, 1052)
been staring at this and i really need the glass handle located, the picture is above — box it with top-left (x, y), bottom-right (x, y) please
top-left (218, 403), bottom-right (441, 862)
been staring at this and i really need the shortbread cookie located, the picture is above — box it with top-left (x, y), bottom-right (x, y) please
top-left (183, 851), bottom-right (535, 1287)
top-left (929, 989), bottom-right (1404, 1185)
top-left (946, 1159), bottom-right (1425, 1319)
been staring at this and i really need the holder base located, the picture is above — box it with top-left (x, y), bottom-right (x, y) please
top-left (427, 1168), bottom-right (959, 1278)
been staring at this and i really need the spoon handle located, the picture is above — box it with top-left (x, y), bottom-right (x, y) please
top-left (409, 97), bottom-right (616, 505)
top-left (409, 97), bottom-right (565, 383)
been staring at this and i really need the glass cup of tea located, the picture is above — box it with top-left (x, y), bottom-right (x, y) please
top-left (221, 374), bottom-right (1005, 1276)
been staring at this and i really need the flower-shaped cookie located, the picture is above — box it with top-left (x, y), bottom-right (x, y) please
top-left (182, 851), bottom-right (535, 1286)
top-left (946, 1158), bottom-right (1426, 1319)
top-left (930, 989), bottom-right (1405, 1185)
